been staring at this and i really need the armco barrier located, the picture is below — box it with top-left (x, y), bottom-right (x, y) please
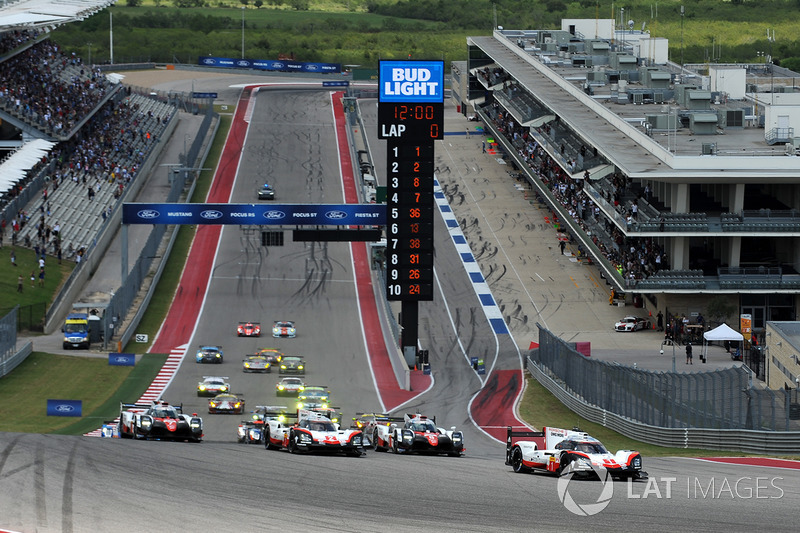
top-left (527, 356), bottom-right (800, 454)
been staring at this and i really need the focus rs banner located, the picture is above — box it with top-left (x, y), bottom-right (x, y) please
top-left (122, 203), bottom-right (386, 226)
top-left (47, 399), bottom-right (82, 417)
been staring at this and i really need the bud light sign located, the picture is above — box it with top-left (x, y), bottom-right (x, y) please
top-left (47, 399), bottom-right (82, 417)
top-left (379, 61), bottom-right (444, 103)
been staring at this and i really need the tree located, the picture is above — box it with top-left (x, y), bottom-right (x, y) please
top-left (705, 296), bottom-right (738, 327)
top-left (254, 0), bottom-right (263, 7)
top-left (126, 0), bottom-right (142, 6)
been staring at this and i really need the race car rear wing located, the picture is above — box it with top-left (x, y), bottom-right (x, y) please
top-left (505, 426), bottom-right (545, 465)
top-left (351, 413), bottom-right (405, 428)
top-left (120, 401), bottom-right (185, 414)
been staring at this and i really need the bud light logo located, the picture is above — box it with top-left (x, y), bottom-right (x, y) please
top-left (56, 404), bottom-right (74, 412)
top-left (264, 210), bottom-right (286, 220)
top-left (325, 210), bottom-right (347, 220)
top-left (200, 210), bottom-right (223, 220)
top-left (137, 209), bottom-right (159, 219)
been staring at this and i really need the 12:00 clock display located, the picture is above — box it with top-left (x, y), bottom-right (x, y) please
top-left (378, 103), bottom-right (444, 140)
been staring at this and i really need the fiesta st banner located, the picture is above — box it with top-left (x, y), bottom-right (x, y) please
top-left (198, 56), bottom-right (340, 74)
top-left (47, 399), bottom-right (82, 417)
top-left (122, 203), bottom-right (386, 226)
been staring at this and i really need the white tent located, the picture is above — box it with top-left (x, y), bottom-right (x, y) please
top-left (702, 323), bottom-right (744, 361)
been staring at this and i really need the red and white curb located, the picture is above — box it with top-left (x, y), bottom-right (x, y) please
top-left (84, 345), bottom-right (188, 437)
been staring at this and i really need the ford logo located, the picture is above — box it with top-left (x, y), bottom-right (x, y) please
top-left (237, 60), bottom-right (249, 67)
top-left (272, 62), bottom-right (283, 68)
top-left (114, 356), bottom-right (130, 363)
top-left (264, 211), bottom-right (286, 220)
top-left (137, 209), bottom-right (159, 219)
top-left (306, 65), bottom-right (318, 70)
top-left (56, 404), bottom-right (75, 412)
top-left (200, 210), bottom-right (223, 220)
top-left (325, 210), bottom-right (347, 220)
top-left (202, 58), bottom-right (215, 65)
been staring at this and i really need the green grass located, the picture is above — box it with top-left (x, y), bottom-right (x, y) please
top-left (0, 352), bottom-right (164, 433)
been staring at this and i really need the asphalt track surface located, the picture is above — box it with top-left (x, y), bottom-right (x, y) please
top-left (2, 73), bottom-right (799, 532)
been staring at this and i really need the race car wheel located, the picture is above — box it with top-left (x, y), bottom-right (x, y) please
top-left (510, 446), bottom-right (527, 473)
top-left (288, 431), bottom-right (298, 454)
top-left (264, 429), bottom-right (273, 450)
top-left (391, 436), bottom-right (400, 454)
top-left (557, 455), bottom-right (574, 476)
top-left (372, 429), bottom-right (384, 452)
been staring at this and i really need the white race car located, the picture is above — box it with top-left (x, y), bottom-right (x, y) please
top-left (197, 376), bottom-right (230, 397)
top-left (506, 426), bottom-right (647, 480)
top-left (277, 409), bottom-right (363, 456)
top-left (273, 321), bottom-right (296, 338)
top-left (614, 316), bottom-right (650, 332)
top-left (118, 400), bottom-right (203, 442)
top-left (371, 413), bottom-right (464, 456)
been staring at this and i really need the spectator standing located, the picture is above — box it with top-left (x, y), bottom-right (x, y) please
top-left (17, 274), bottom-right (23, 293)
top-left (30, 270), bottom-right (35, 287)
top-left (656, 311), bottom-right (663, 332)
top-left (38, 256), bottom-right (45, 269)
top-left (38, 268), bottom-right (45, 287)
top-left (10, 250), bottom-right (16, 266)
top-left (685, 343), bottom-right (693, 364)
top-left (57, 247), bottom-right (62, 265)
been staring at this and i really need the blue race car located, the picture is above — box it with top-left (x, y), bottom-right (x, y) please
top-left (196, 345), bottom-right (224, 364)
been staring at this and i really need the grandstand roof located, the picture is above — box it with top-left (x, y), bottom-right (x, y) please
top-left (0, 139), bottom-right (56, 194)
top-left (0, 0), bottom-right (115, 32)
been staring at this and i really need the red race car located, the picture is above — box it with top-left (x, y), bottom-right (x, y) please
top-left (237, 321), bottom-right (262, 337)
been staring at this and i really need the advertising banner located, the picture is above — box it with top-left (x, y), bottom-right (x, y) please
top-left (47, 399), bottom-right (82, 417)
top-left (109, 353), bottom-right (135, 366)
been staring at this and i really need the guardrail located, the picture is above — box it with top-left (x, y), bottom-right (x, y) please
top-left (527, 356), bottom-right (800, 454)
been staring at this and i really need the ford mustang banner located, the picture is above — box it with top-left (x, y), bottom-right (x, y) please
top-left (198, 56), bottom-right (340, 74)
top-left (109, 353), bottom-right (135, 366)
top-left (47, 399), bottom-right (82, 417)
top-left (123, 203), bottom-right (386, 226)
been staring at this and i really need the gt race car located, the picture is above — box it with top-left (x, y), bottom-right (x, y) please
top-left (242, 355), bottom-right (271, 373)
top-left (372, 413), bottom-right (464, 456)
top-left (279, 356), bottom-right (305, 375)
top-left (352, 413), bottom-right (404, 447)
top-left (197, 376), bottom-right (230, 397)
top-left (237, 321), bottom-right (262, 337)
top-left (208, 393), bottom-right (246, 414)
top-left (296, 385), bottom-right (330, 409)
top-left (276, 377), bottom-right (305, 397)
top-left (614, 316), bottom-right (651, 332)
top-left (278, 409), bottom-right (363, 456)
top-left (505, 426), bottom-right (648, 480)
top-left (238, 406), bottom-right (291, 444)
top-left (273, 321), bottom-right (296, 338)
top-left (196, 345), bottom-right (224, 364)
top-left (118, 400), bottom-right (203, 442)
top-left (257, 348), bottom-right (283, 365)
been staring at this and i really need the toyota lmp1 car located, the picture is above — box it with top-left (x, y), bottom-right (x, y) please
top-left (273, 321), bottom-right (296, 338)
top-left (242, 355), bottom-right (271, 373)
top-left (372, 413), bottom-right (464, 456)
top-left (196, 345), bottom-right (224, 364)
top-left (237, 321), bottom-right (262, 337)
top-left (614, 316), bottom-right (651, 332)
top-left (118, 400), bottom-right (203, 442)
top-left (505, 426), bottom-right (647, 481)
top-left (275, 409), bottom-right (363, 456)
top-left (197, 376), bottom-right (231, 397)
top-left (208, 393), bottom-right (245, 414)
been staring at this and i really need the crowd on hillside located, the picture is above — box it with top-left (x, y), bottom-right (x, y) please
top-left (0, 39), bottom-right (112, 136)
top-left (484, 100), bottom-right (668, 283)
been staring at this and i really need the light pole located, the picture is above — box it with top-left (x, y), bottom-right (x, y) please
top-left (241, 7), bottom-right (245, 60)
top-left (680, 5), bottom-right (684, 75)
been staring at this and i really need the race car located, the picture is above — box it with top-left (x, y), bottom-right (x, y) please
top-left (196, 345), bottom-right (224, 364)
top-left (261, 408), bottom-right (299, 450)
top-left (306, 406), bottom-right (344, 425)
top-left (614, 316), bottom-right (651, 332)
top-left (197, 376), bottom-right (231, 397)
top-left (505, 426), bottom-right (647, 480)
top-left (273, 321), bottom-right (296, 338)
top-left (257, 348), bottom-right (284, 365)
top-left (276, 377), bottom-right (305, 397)
top-left (372, 413), bottom-right (464, 456)
top-left (237, 406), bottom-right (292, 443)
top-left (279, 409), bottom-right (363, 456)
top-left (242, 355), bottom-right (271, 373)
top-left (296, 385), bottom-right (330, 409)
top-left (118, 400), bottom-right (203, 442)
top-left (352, 413), bottom-right (404, 447)
top-left (208, 393), bottom-right (245, 414)
top-left (278, 356), bottom-right (305, 375)
top-left (237, 321), bottom-right (262, 337)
